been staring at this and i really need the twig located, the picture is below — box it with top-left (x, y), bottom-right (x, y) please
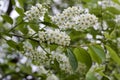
top-left (10, 34), bottom-right (50, 55)
top-left (8, 21), bottom-right (23, 33)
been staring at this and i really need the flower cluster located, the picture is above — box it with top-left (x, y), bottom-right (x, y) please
top-left (73, 14), bottom-right (98, 30)
top-left (24, 46), bottom-right (49, 66)
top-left (24, 3), bottom-right (47, 22)
top-left (51, 6), bottom-right (98, 31)
top-left (38, 29), bottom-right (70, 46)
top-left (51, 50), bottom-right (72, 73)
top-left (24, 45), bottom-right (72, 73)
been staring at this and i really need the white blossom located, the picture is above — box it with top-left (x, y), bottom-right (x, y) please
top-left (51, 6), bottom-right (98, 31)
top-left (38, 31), bottom-right (46, 43)
top-left (24, 46), bottom-right (50, 66)
top-left (38, 66), bottom-right (48, 75)
top-left (38, 29), bottom-right (70, 46)
top-left (73, 13), bottom-right (98, 31)
top-left (46, 74), bottom-right (59, 80)
top-left (23, 45), bottom-right (72, 73)
top-left (51, 51), bottom-right (72, 73)
top-left (24, 3), bottom-right (47, 22)
top-left (115, 15), bottom-right (120, 26)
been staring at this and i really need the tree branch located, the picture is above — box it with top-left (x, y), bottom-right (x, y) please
top-left (6, 0), bottom-right (13, 15)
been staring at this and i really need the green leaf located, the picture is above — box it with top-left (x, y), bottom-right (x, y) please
top-left (18, 0), bottom-right (24, 8)
top-left (106, 7), bottom-right (120, 14)
top-left (86, 71), bottom-right (98, 80)
top-left (2, 15), bottom-right (13, 24)
top-left (48, 44), bottom-right (58, 51)
top-left (43, 12), bottom-right (58, 28)
top-left (51, 59), bottom-right (60, 71)
top-left (18, 42), bottom-right (24, 51)
top-left (67, 48), bottom-right (78, 71)
top-left (7, 40), bottom-right (18, 49)
top-left (16, 22), bottom-right (28, 34)
top-left (102, 11), bottom-right (115, 20)
top-left (74, 48), bottom-right (92, 71)
top-left (44, 12), bottom-right (51, 22)
top-left (7, 40), bottom-right (24, 51)
top-left (41, 22), bottom-right (58, 28)
top-left (105, 45), bottom-right (120, 66)
top-left (16, 16), bottom-right (23, 24)
top-left (28, 39), bottom-right (39, 49)
top-left (20, 65), bottom-right (32, 74)
top-left (15, 7), bottom-right (24, 16)
top-left (113, 0), bottom-right (120, 5)
top-left (69, 29), bottom-right (85, 42)
top-left (29, 24), bottom-right (39, 32)
top-left (82, 0), bottom-right (91, 3)
top-left (64, 74), bottom-right (80, 80)
top-left (106, 20), bottom-right (116, 30)
top-left (98, 71), bottom-right (110, 80)
top-left (114, 74), bottom-right (120, 80)
top-left (88, 45), bottom-right (106, 64)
